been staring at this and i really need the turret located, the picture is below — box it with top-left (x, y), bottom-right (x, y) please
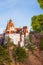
top-left (5, 19), bottom-right (16, 34)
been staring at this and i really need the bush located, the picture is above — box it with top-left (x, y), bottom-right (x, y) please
top-left (0, 45), bottom-right (11, 65)
top-left (25, 35), bottom-right (35, 54)
top-left (13, 46), bottom-right (28, 63)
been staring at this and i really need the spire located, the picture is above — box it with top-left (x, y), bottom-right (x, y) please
top-left (8, 19), bottom-right (14, 27)
top-left (9, 19), bottom-right (13, 23)
top-left (5, 19), bottom-right (15, 34)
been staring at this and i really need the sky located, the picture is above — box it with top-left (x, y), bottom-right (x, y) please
top-left (0, 0), bottom-right (43, 33)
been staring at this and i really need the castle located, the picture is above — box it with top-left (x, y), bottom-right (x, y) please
top-left (4, 19), bottom-right (29, 47)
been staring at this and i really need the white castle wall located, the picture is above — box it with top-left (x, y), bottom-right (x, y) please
top-left (5, 34), bottom-right (20, 45)
top-left (20, 35), bottom-right (24, 47)
top-left (5, 32), bottom-right (29, 47)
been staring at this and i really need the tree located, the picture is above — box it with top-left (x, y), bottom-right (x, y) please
top-left (13, 46), bottom-right (28, 65)
top-left (4, 36), bottom-right (14, 65)
top-left (0, 45), bottom-right (11, 65)
top-left (31, 14), bottom-right (43, 32)
top-left (37, 0), bottom-right (43, 9)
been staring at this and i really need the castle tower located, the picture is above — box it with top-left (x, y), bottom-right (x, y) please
top-left (23, 26), bottom-right (29, 37)
top-left (5, 19), bottom-right (16, 34)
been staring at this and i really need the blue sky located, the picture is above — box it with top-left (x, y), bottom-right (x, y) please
top-left (0, 0), bottom-right (43, 33)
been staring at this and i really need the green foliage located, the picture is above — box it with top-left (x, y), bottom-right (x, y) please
top-left (0, 45), bottom-right (11, 65)
top-left (37, 0), bottom-right (43, 9)
top-left (26, 42), bottom-right (35, 54)
top-left (13, 46), bottom-right (28, 63)
top-left (41, 30), bottom-right (43, 34)
top-left (5, 36), bottom-right (14, 48)
top-left (29, 45), bottom-right (35, 54)
top-left (39, 36), bottom-right (43, 50)
top-left (31, 14), bottom-right (43, 32)
top-left (0, 46), bottom-right (4, 64)
top-left (29, 34), bottom-right (32, 43)
top-left (25, 35), bottom-right (35, 54)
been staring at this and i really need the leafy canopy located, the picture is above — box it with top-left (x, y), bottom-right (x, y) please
top-left (31, 14), bottom-right (43, 32)
top-left (37, 0), bottom-right (43, 9)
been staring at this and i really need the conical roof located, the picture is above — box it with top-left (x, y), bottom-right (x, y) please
top-left (6, 19), bottom-right (14, 31)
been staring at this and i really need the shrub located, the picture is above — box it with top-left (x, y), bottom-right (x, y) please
top-left (13, 46), bottom-right (28, 63)
top-left (0, 45), bottom-right (11, 65)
